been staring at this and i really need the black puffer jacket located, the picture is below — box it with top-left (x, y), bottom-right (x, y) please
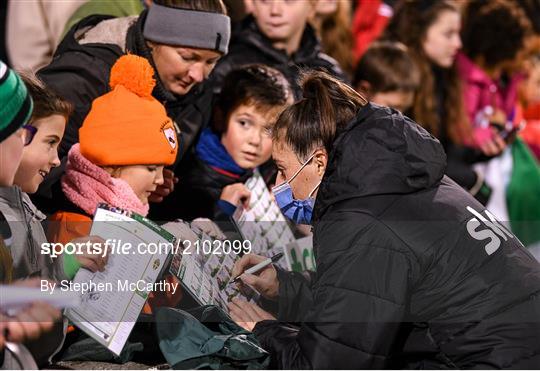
top-left (254, 103), bottom-right (540, 369)
top-left (173, 156), bottom-right (252, 221)
top-left (207, 15), bottom-right (347, 97)
top-left (33, 13), bottom-right (213, 214)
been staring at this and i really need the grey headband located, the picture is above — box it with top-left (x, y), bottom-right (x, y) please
top-left (143, 4), bottom-right (231, 54)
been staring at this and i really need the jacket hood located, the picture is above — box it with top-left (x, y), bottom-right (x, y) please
top-left (313, 104), bottom-right (447, 220)
top-left (233, 15), bottom-right (322, 64)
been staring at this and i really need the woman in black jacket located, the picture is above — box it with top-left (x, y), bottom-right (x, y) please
top-left (228, 71), bottom-right (540, 369)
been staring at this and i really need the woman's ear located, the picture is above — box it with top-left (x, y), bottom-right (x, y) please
top-left (314, 148), bottom-right (328, 177)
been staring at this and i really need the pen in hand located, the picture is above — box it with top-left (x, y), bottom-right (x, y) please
top-left (229, 252), bottom-right (284, 285)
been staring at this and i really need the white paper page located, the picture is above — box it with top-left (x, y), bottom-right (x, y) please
top-left (65, 205), bottom-right (174, 355)
top-left (233, 170), bottom-right (295, 269)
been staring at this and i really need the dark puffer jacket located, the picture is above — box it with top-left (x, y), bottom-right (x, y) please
top-left (253, 103), bottom-right (540, 369)
top-left (207, 15), bottom-right (347, 97)
top-left (173, 156), bottom-right (252, 221)
top-left (33, 13), bottom-right (214, 215)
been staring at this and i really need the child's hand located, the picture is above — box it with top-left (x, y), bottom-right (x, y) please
top-left (149, 169), bottom-right (178, 203)
top-left (70, 236), bottom-right (108, 272)
top-left (220, 183), bottom-right (251, 209)
top-left (1, 302), bottom-right (61, 344)
top-left (480, 135), bottom-right (507, 157)
top-left (1, 279), bottom-right (62, 346)
top-left (473, 107), bottom-right (509, 156)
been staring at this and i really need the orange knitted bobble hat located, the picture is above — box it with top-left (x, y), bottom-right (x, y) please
top-left (79, 54), bottom-right (178, 166)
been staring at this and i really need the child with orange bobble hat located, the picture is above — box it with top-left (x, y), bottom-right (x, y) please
top-left (49, 54), bottom-right (177, 243)
top-left (47, 55), bottom-right (180, 312)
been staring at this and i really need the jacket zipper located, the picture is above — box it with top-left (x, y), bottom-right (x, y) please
top-left (17, 190), bottom-right (38, 267)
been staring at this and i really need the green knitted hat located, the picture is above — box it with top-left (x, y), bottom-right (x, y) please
top-left (0, 60), bottom-right (33, 143)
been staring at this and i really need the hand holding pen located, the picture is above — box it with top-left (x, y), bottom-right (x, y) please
top-left (229, 253), bottom-right (281, 300)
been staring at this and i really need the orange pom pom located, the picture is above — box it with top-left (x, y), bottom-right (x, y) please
top-left (109, 54), bottom-right (156, 98)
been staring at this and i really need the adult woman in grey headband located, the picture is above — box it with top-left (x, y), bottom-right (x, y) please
top-left (33, 0), bottom-right (231, 219)
top-left (144, 1), bottom-right (230, 96)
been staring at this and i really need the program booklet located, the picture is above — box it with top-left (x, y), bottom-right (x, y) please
top-left (65, 204), bottom-right (175, 355)
top-left (233, 170), bottom-right (296, 269)
top-left (164, 220), bottom-right (253, 312)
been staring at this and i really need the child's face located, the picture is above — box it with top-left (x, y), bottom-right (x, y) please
top-left (371, 90), bottom-right (415, 113)
top-left (251, 0), bottom-right (314, 45)
top-left (112, 165), bottom-right (165, 205)
top-left (0, 129), bottom-right (26, 187)
top-left (221, 103), bottom-right (276, 169)
top-left (149, 44), bottom-right (221, 96)
top-left (14, 115), bottom-right (65, 194)
top-left (423, 10), bottom-right (462, 68)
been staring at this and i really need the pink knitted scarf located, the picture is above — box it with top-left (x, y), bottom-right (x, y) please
top-left (62, 144), bottom-right (149, 216)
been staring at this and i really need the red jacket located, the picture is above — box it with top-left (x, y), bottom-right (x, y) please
top-left (352, 0), bottom-right (393, 61)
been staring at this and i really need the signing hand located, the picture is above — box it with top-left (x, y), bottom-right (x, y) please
top-left (231, 254), bottom-right (279, 300)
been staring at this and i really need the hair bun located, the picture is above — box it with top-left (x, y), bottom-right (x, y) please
top-left (301, 72), bottom-right (331, 101)
top-left (109, 54), bottom-right (155, 98)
